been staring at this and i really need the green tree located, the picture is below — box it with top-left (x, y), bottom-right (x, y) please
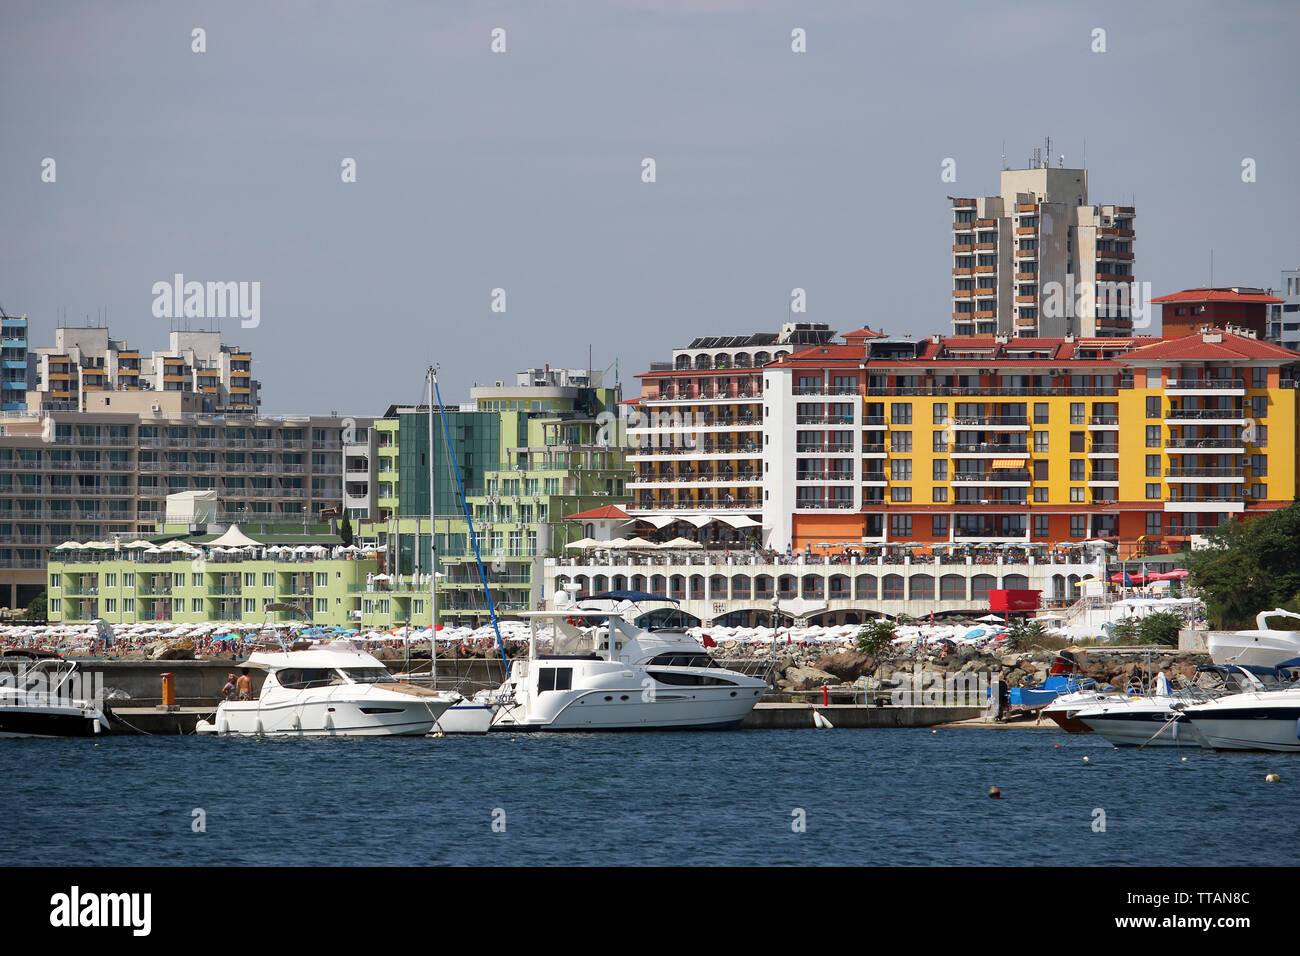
top-left (338, 514), bottom-right (354, 548)
top-left (22, 592), bottom-right (47, 621)
top-left (1003, 617), bottom-right (1045, 651)
top-left (1186, 501), bottom-right (1300, 628)
top-left (855, 619), bottom-right (897, 656)
top-left (1135, 609), bottom-right (1184, 647)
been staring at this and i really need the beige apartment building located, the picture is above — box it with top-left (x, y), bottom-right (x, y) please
top-left (0, 389), bottom-right (368, 610)
top-left (28, 328), bottom-right (259, 412)
top-left (951, 164), bottom-right (1136, 339)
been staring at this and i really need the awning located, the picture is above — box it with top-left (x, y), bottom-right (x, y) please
top-left (990, 459), bottom-right (1024, 469)
top-left (680, 515), bottom-right (713, 528)
top-left (641, 515), bottom-right (676, 529)
top-left (717, 514), bottom-right (761, 529)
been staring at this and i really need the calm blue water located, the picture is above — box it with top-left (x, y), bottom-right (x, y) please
top-left (4, 727), bottom-right (1294, 866)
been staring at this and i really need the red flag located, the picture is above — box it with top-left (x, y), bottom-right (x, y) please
top-left (702, 634), bottom-right (717, 648)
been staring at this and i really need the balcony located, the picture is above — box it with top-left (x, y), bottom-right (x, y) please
top-left (1166, 437), bottom-right (1247, 453)
top-left (950, 415), bottom-right (1029, 431)
top-left (1164, 408), bottom-right (1251, 425)
top-left (1165, 466), bottom-right (1245, 483)
top-left (1163, 495), bottom-right (1246, 514)
top-left (950, 470), bottom-right (1032, 487)
top-left (1166, 379), bottom-right (1246, 396)
top-left (795, 470), bottom-right (857, 483)
top-left (950, 443), bottom-right (1028, 458)
top-left (1086, 415), bottom-right (1119, 430)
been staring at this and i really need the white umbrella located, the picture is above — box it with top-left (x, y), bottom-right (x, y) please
top-left (977, 614), bottom-right (1005, 624)
top-left (565, 538), bottom-right (598, 549)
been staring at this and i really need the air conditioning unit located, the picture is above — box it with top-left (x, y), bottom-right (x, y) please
top-left (151, 404), bottom-right (160, 412)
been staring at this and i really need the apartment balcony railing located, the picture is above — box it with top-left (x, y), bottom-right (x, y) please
top-left (793, 500), bottom-right (856, 510)
top-left (792, 386), bottom-right (859, 396)
top-left (951, 471), bottom-right (1032, 482)
top-left (1166, 437), bottom-right (1246, 449)
top-left (1165, 467), bottom-right (1246, 478)
top-left (1088, 415), bottom-right (1119, 425)
top-left (1166, 379), bottom-right (1246, 390)
top-left (951, 442), bottom-right (1028, 454)
top-left (795, 471), bottom-right (856, 482)
top-left (795, 444), bottom-right (856, 454)
top-left (1165, 408), bottom-right (1248, 420)
top-left (1166, 494), bottom-right (1246, 503)
top-left (865, 386), bottom-right (1119, 397)
top-left (951, 416), bottom-right (1029, 427)
top-left (795, 415), bottom-right (854, 425)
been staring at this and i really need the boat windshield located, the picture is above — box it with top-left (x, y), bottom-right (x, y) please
top-left (339, 668), bottom-right (395, 684)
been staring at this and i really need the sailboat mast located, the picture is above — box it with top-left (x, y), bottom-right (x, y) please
top-left (427, 365), bottom-right (439, 690)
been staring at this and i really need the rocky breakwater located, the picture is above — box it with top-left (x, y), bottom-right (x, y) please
top-left (747, 646), bottom-right (1212, 693)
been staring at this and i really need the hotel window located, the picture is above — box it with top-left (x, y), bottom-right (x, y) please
top-left (892, 431), bottom-right (912, 453)
top-left (1070, 432), bottom-right (1085, 453)
top-left (1253, 366), bottom-right (1268, 388)
top-left (1070, 516), bottom-right (1087, 537)
top-left (316, 599), bottom-right (328, 614)
top-left (891, 403), bottom-right (912, 424)
top-left (1146, 455), bottom-right (1161, 477)
top-left (1255, 424), bottom-right (1268, 446)
top-left (192, 573), bottom-right (203, 587)
top-left (1251, 483), bottom-right (1266, 499)
top-left (932, 459), bottom-right (948, 480)
top-left (932, 515), bottom-right (949, 537)
top-left (192, 599), bottom-right (203, 612)
top-left (173, 573), bottom-right (184, 588)
top-left (1033, 460), bottom-right (1048, 480)
top-left (891, 459), bottom-right (912, 481)
top-left (1034, 431), bottom-right (1049, 453)
top-left (243, 572), bottom-right (256, 588)
top-left (1146, 396), bottom-right (1161, 418)
top-left (1033, 403), bottom-right (1049, 424)
top-left (932, 404), bottom-right (948, 425)
top-left (932, 487), bottom-right (948, 503)
top-left (1033, 515), bottom-right (1049, 538)
top-left (105, 573), bottom-right (116, 587)
top-left (1251, 454), bottom-right (1267, 476)
top-left (1033, 487), bottom-right (1049, 502)
top-left (1070, 403), bottom-right (1084, 424)
top-left (123, 598), bottom-right (134, 612)
top-left (1146, 483), bottom-right (1161, 500)
top-left (1146, 426), bottom-right (1161, 448)
top-left (1069, 459), bottom-right (1085, 481)
top-left (890, 516), bottom-right (912, 538)
top-left (104, 599), bottom-right (116, 613)
top-left (244, 599), bottom-right (256, 613)
top-left (1146, 513), bottom-right (1163, 535)
top-left (891, 487), bottom-right (912, 502)
top-left (932, 431), bottom-right (948, 452)
top-left (263, 573), bottom-right (274, 588)
top-left (1070, 488), bottom-right (1085, 503)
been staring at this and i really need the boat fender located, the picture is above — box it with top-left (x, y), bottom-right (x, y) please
top-left (1265, 771), bottom-right (1281, 783)
top-left (988, 786), bottom-right (1001, 799)
top-left (292, 713), bottom-right (301, 731)
top-left (566, 616), bottom-right (583, 627)
top-left (254, 718), bottom-right (264, 735)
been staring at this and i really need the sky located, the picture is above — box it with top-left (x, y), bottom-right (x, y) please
top-left (1, 0), bottom-right (1297, 417)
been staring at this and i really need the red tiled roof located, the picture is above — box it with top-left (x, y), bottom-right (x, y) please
top-left (842, 327), bottom-right (887, 339)
top-left (1151, 288), bottom-right (1283, 305)
top-left (1122, 331), bottom-right (1300, 362)
top-left (564, 505), bottom-right (632, 521)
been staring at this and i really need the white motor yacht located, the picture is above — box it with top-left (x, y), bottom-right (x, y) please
top-left (1076, 665), bottom-right (1293, 748)
top-left (195, 641), bottom-right (454, 737)
top-left (478, 592), bottom-right (767, 731)
top-left (0, 653), bottom-right (111, 738)
top-left (1180, 672), bottom-right (1300, 752)
top-left (1207, 608), bottom-right (1300, 668)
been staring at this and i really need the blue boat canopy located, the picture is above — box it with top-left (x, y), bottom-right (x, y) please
top-left (585, 590), bottom-right (680, 604)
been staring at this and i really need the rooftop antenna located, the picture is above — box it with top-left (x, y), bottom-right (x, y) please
top-left (1001, 140), bottom-right (1007, 170)
top-left (1044, 136), bottom-right (1052, 169)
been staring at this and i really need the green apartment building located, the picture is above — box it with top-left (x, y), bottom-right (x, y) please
top-left (357, 367), bottom-right (631, 627)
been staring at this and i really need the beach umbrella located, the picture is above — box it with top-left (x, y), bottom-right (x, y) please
top-left (565, 538), bottom-right (598, 550)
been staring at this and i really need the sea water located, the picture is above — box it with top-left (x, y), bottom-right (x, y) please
top-left (4, 728), bottom-right (1293, 866)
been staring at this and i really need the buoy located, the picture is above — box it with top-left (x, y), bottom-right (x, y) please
top-left (931, 729), bottom-right (937, 734)
top-left (1083, 756), bottom-right (1090, 763)
top-left (988, 786), bottom-right (1001, 799)
top-left (1181, 756), bottom-right (1188, 762)
top-left (1265, 772), bottom-right (1281, 783)
top-left (1054, 744), bottom-right (1060, 749)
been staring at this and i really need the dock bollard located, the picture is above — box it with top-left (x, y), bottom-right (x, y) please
top-left (822, 685), bottom-right (828, 707)
top-left (160, 672), bottom-right (176, 710)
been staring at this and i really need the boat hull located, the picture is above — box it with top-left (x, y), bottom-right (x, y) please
top-left (1206, 631), bottom-right (1300, 668)
top-left (0, 706), bottom-right (109, 738)
top-left (201, 696), bottom-right (448, 737)
top-left (493, 685), bottom-right (763, 732)
top-left (1078, 711), bottom-right (1203, 747)
top-left (1183, 706), bottom-right (1300, 751)
top-left (434, 701), bottom-right (494, 735)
